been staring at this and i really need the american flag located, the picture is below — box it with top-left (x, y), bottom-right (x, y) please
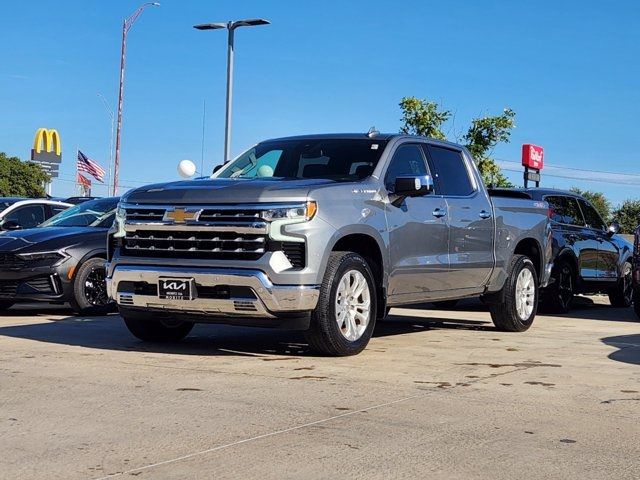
top-left (77, 150), bottom-right (106, 182)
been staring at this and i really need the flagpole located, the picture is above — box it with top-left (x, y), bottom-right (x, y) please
top-left (76, 147), bottom-right (80, 196)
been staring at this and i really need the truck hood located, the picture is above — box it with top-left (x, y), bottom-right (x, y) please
top-left (122, 177), bottom-right (341, 205)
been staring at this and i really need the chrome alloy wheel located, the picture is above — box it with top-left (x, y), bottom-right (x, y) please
top-left (335, 269), bottom-right (371, 341)
top-left (515, 268), bottom-right (535, 321)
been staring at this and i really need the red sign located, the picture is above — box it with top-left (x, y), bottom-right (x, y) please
top-left (522, 144), bottom-right (544, 170)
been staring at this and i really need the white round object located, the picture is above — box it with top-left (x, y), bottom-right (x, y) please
top-left (257, 165), bottom-right (274, 177)
top-left (177, 160), bottom-right (197, 178)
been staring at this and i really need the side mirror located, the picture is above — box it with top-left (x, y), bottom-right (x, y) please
top-left (1, 220), bottom-right (22, 231)
top-left (212, 164), bottom-right (224, 174)
top-left (393, 175), bottom-right (434, 197)
top-left (607, 222), bottom-right (620, 236)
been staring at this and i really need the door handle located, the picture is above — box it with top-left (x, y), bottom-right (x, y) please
top-left (432, 208), bottom-right (447, 218)
top-left (478, 210), bottom-right (492, 219)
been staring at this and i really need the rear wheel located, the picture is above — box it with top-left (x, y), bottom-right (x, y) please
top-left (489, 255), bottom-right (538, 332)
top-left (431, 300), bottom-right (459, 310)
top-left (123, 314), bottom-right (194, 342)
top-left (0, 301), bottom-right (15, 312)
top-left (305, 251), bottom-right (377, 356)
top-left (544, 259), bottom-right (575, 313)
top-left (609, 261), bottom-right (633, 308)
top-left (70, 257), bottom-right (115, 315)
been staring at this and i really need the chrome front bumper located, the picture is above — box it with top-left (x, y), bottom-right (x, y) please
top-left (107, 265), bottom-right (320, 318)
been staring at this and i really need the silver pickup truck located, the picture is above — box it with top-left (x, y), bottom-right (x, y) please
top-left (107, 133), bottom-right (553, 355)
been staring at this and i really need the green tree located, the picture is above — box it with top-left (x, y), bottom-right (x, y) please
top-left (399, 97), bottom-right (514, 187)
top-left (0, 152), bottom-right (49, 197)
top-left (613, 199), bottom-right (640, 234)
top-left (399, 97), bottom-right (450, 140)
top-left (570, 187), bottom-right (612, 223)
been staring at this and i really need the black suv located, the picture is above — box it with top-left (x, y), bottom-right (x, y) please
top-left (499, 189), bottom-right (633, 312)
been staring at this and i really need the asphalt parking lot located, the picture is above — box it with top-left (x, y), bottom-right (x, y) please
top-left (1, 297), bottom-right (639, 480)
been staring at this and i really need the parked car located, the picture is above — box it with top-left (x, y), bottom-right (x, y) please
top-left (0, 197), bottom-right (119, 314)
top-left (107, 133), bottom-right (553, 355)
top-left (62, 196), bottom-right (100, 205)
top-left (492, 188), bottom-right (633, 312)
top-left (0, 198), bottom-right (71, 231)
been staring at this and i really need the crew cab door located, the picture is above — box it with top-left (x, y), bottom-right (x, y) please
top-left (424, 144), bottom-right (494, 290)
top-left (577, 198), bottom-right (619, 280)
top-left (384, 143), bottom-right (449, 301)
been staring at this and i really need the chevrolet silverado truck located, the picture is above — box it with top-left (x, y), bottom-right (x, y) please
top-left (107, 133), bottom-right (553, 356)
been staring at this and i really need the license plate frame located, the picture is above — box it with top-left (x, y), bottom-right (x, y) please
top-left (158, 277), bottom-right (195, 301)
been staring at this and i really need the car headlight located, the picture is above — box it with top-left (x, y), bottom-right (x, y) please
top-left (17, 250), bottom-right (69, 265)
top-left (262, 201), bottom-right (317, 222)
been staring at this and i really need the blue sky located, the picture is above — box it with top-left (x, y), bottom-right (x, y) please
top-left (1, 0), bottom-right (639, 204)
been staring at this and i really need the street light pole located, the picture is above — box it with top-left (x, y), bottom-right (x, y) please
top-left (112, 2), bottom-right (160, 196)
top-left (97, 93), bottom-right (115, 196)
top-left (224, 25), bottom-right (234, 165)
top-left (194, 19), bottom-right (270, 166)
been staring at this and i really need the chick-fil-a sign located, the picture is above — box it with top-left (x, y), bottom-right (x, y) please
top-left (522, 144), bottom-right (544, 170)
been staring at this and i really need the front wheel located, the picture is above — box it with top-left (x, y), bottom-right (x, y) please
top-left (489, 255), bottom-right (538, 332)
top-left (305, 251), bottom-right (377, 356)
top-left (608, 261), bottom-right (633, 308)
top-left (123, 314), bottom-right (194, 342)
top-left (70, 257), bottom-right (116, 315)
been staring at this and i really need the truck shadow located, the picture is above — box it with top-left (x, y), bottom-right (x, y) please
top-left (0, 307), bottom-right (493, 357)
top-left (601, 334), bottom-right (640, 366)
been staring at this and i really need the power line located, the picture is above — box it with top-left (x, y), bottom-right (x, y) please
top-left (496, 159), bottom-right (640, 187)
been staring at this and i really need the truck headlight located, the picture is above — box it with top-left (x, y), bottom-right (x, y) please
top-left (265, 201), bottom-right (317, 242)
top-left (113, 206), bottom-right (126, 238)
top-left (262, 201), bottom-right (317, 222)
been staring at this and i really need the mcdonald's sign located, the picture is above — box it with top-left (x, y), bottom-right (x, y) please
top-left (30, 128), bottom-right (62, 178)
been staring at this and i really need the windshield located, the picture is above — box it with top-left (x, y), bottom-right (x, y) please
top-left (40, 198), bottom-right (119, 228)
top-left (214, 138), bottom-right (389, 182)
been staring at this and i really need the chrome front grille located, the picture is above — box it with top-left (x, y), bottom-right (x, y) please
top-left (122, 230), bottom-right (267, 260)
top-left (125, 207), bottom-right (165, 222)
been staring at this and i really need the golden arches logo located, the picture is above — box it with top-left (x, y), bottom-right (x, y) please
top-left (33, 128), bottom-right (62, 156)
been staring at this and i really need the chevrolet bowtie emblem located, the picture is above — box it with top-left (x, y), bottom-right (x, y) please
top-left (163, 208), bottom-right (201, 223)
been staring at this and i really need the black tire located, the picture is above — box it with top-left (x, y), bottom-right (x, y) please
top-left (0, 300), bottom-right (15, 312)
top-left (608, 261), bottom-right (633, 308)
top-left (305, 251), bottom-right (377, 356)
top-left (431, 300), bottom-right (459, 310)
top-left (122, 314), bottom-right (194, 342)
top-left (544, 259), bottom-right (575, 313)
top-left (70, 257), bottom-right (115, 315)
top-left (489, 255), bottom-right (538, 332)
top-left (634, 288), bottom-right (640, 321)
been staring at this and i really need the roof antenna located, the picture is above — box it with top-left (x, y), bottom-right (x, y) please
top-left (367, 126), bottom-right (379, 138)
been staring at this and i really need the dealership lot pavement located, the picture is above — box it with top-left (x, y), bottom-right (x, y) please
top-left (1, 298), bottom-right (639, 480)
